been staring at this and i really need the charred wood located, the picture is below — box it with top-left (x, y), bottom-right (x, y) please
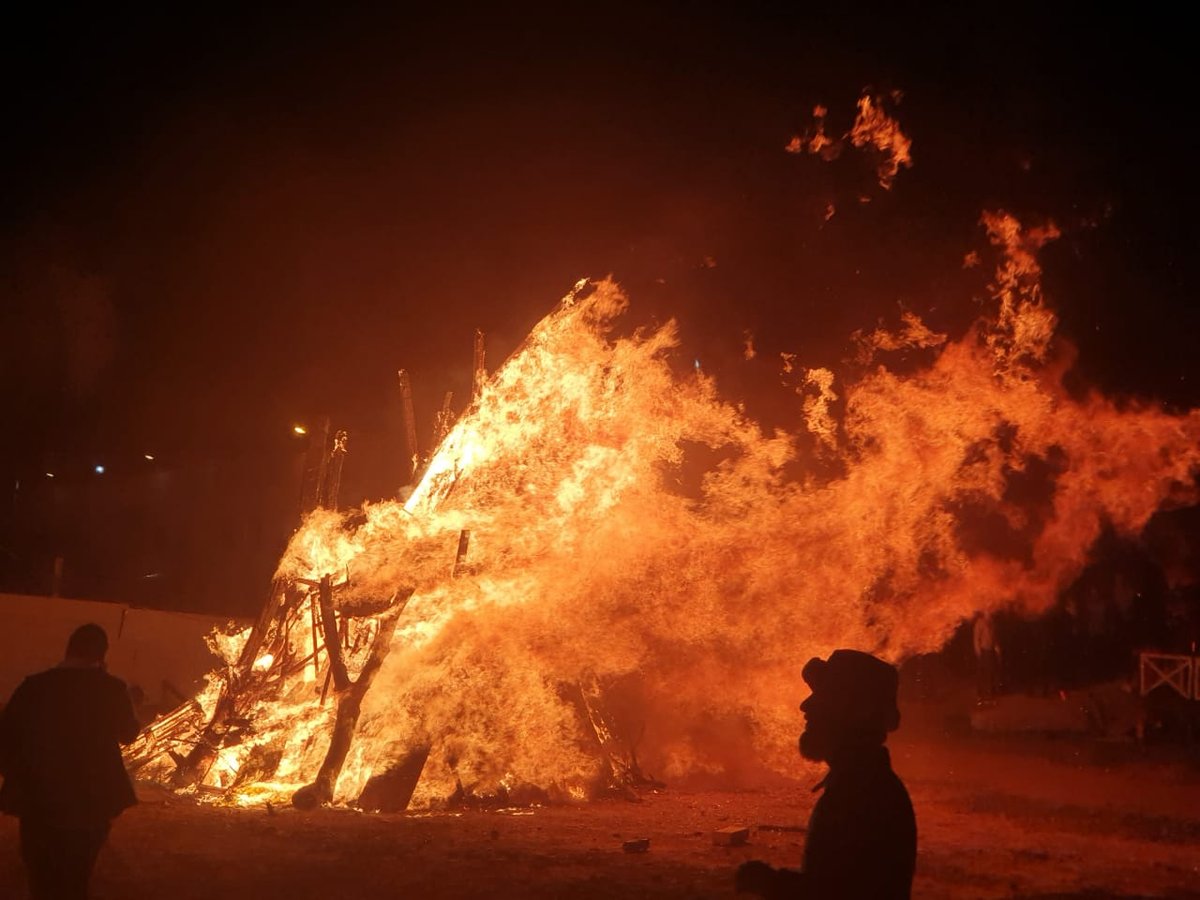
top-left (170, 580), bottom-right (298, 788)
top-left (292, 587), bottom-right (415, 810)
top-left (453, 529), bottom-right (471, 577)
top-left (299, 417), bottom-right (331, 514)
top-left (397, 369), bottom-right (420, 484)
top-left (319, 429), bottom-right (349, 510)
top-left (317, 574), bottom-right (350, 692)
top-left (573, 675), bottom-right (663, 796)
top-left (124, 698), bottom-right (205, 773)
top-left (356, 743), bottom-right (431, 813)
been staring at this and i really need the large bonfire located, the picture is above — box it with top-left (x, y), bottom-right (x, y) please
top-left (126, 97), bottom-right (1200, 809)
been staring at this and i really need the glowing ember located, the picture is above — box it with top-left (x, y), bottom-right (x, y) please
top-left (139, 219), bottom-right (1199, 809)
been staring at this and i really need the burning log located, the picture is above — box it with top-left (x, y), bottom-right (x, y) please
top-left (292, 587), bottom-right (416, 809)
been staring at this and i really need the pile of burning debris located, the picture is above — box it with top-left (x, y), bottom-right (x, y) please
top-left (125, 284), bottom-right (663, 811)
top-left (124, 250), bottom-right (1200, 813)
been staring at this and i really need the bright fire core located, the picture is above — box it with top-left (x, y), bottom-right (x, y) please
top-left (155, 214), bottom-right (1200, 809)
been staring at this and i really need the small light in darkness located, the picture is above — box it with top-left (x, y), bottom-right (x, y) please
top-left (45, 472), bottom-right (54, 479)
top-left (293, 424), bottom-right (308, 436)
top-left (94, 465), bottom-right (105, 474)
top-left (144, 454), bottom-right (155, 461)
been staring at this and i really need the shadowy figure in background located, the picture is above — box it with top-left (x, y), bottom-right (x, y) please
top-left (735, 649), bottom-right (916, 899)
top-left (0, 623), bottom-right (140, 899)
top-left (973, 611), bottom-right (1001, 703)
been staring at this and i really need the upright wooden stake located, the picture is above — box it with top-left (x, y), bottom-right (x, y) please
top-left (397, 369), bottom-right (420, 483)
top-left (299, 417), bottom-right (331, 514)
top-left (472, 329), bottom-right (486, 400)
top-left (320, 430), bottom-right (349, 510)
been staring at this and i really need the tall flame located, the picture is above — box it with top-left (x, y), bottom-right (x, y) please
top-left (187, 216), bottom-right (1199, 806)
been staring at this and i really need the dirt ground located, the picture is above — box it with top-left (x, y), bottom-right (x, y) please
top-left (3, 701), bottom-right (1200, 899)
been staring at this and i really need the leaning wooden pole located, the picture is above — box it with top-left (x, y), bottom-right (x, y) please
top-left (170, 577), bottom-right (291, 788)
top-left (316, 574), bottom-right (350, 692)
top-left (292, 587), bottom-right (416, 809)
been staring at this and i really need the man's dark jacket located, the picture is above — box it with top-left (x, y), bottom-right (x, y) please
top-left (757, 744), bottom-right (916, 898)
top-left (0, 666), bottom-right (140, 824)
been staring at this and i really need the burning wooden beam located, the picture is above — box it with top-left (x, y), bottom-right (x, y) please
top-left (316, 574), bottom-right (350, 692)
top-left (169, 577), bottom-right (292, 788)
top-left (292, 587), bottom-right (415, 809)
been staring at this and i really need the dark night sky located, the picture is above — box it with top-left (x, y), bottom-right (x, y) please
top-left (2, 5), bottom-right (1197, 506)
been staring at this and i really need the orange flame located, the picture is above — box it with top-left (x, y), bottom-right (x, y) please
top-left (170, 220), bottom-right (1197, 806)
top-left (787, 92), bottom-right (914, 190)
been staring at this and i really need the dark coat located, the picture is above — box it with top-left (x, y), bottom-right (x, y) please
top-left (0, 666), bottom-right (140, 825)
top-left (801, 745), bottom-right (916, 898)
top-left (747, 744), bottom-right (916, 899)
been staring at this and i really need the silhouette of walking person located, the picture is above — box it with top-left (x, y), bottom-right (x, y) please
top-left (736, 649), bottom-right (916, 899)
top-left (0, 623), bottom-right (140, 899)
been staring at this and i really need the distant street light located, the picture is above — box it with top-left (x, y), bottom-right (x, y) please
top-left (293, 424), bottom-right (308, 436)
top-left (45, 472), bottom-right (54, 479)
top-left (144, 454), bottom-right (155, 461)
top-left (94, 465), bottom-right (105, 474)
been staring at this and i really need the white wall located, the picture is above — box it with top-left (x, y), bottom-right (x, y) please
top-left (0, 593), bottom-right (247, 708)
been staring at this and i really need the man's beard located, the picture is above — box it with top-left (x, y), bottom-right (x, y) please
top-left (799, 726), bottom-right (833, 762)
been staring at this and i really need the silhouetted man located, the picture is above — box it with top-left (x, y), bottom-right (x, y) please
top-left (736, 649), bottom-right (917, 899)
top-left (0, 623), bottom-right (140, 899)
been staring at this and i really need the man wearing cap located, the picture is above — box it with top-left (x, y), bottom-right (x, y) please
top-left (0, 623), bottom-right (141, 899)
top-left (736, 649), bottom-right (917, 898)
